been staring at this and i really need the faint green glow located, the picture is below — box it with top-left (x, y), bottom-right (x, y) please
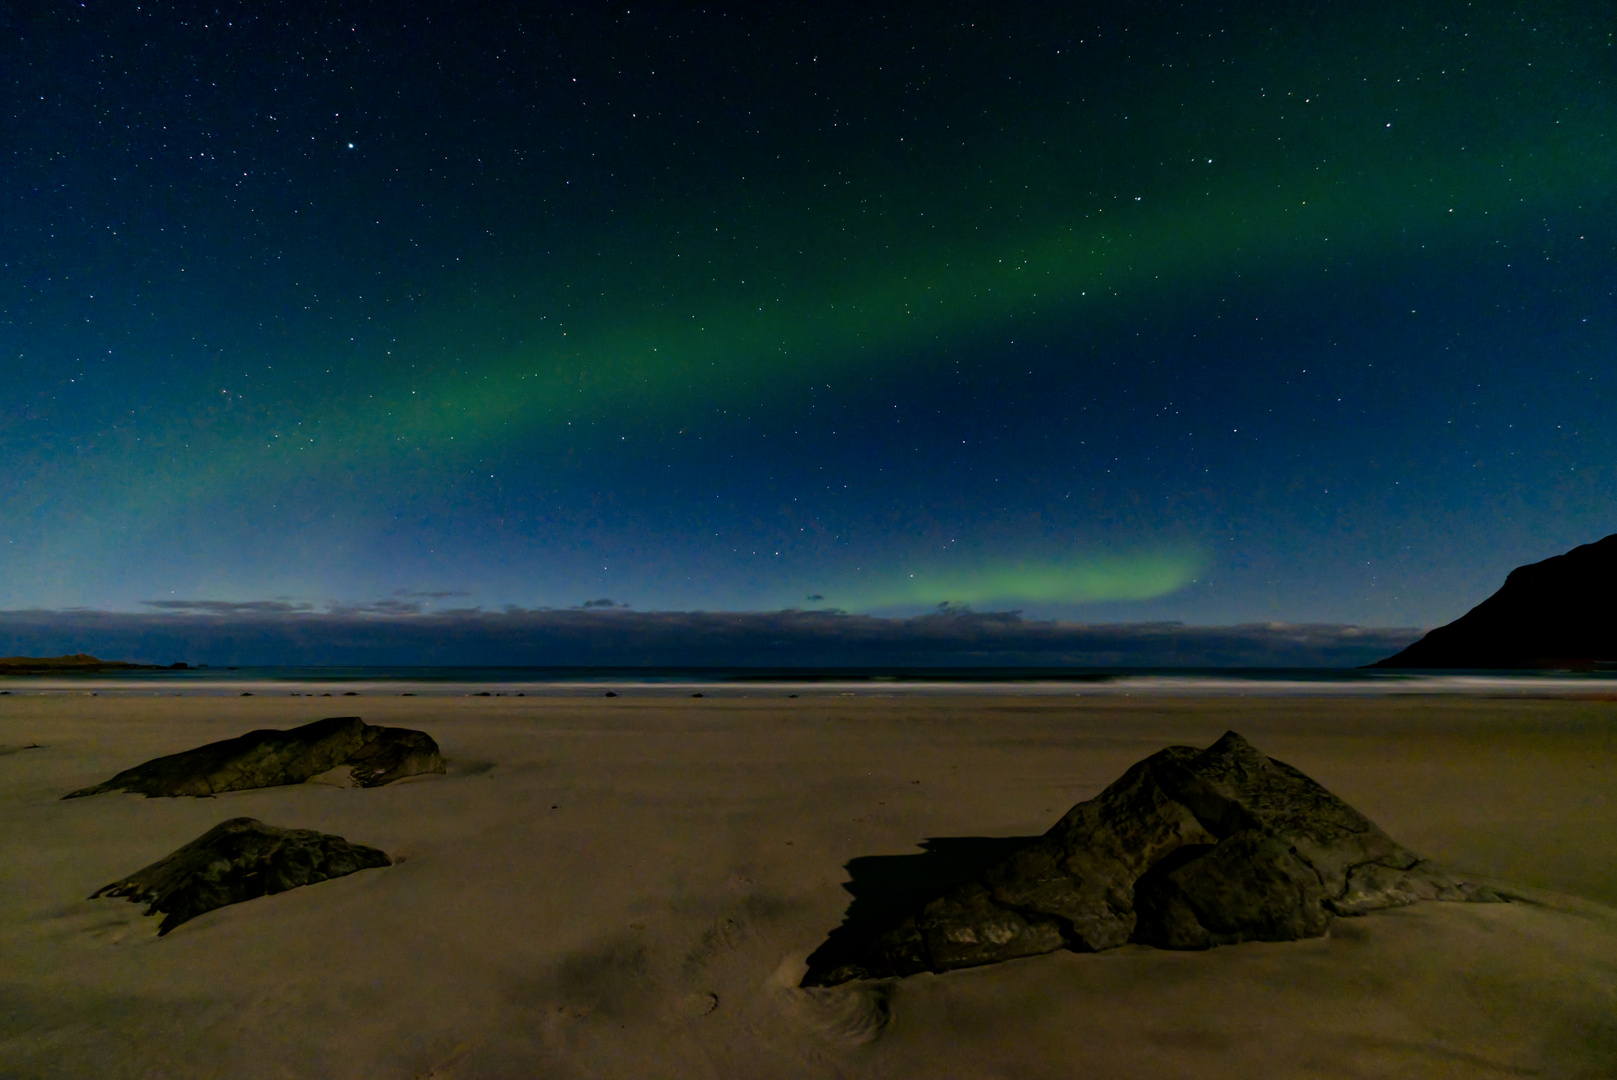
top-left (374, 108), bottom-right (1617, 460)
top-left (818, 551), bottom-right (1200, 610)
top-left (251, 126), bottom-right (1617, 479)
top-left (6, 11), bottom-right (1616, 587)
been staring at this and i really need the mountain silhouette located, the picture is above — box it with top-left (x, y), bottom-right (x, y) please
top-left (1372, 534), bottom-right (1617, 669)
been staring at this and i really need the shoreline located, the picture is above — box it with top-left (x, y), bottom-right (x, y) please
top-left (4, 672), bottom-right (1617, 697)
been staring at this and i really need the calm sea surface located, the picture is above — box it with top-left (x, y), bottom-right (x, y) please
top-left (3, 666), bottom-right (1616, 697)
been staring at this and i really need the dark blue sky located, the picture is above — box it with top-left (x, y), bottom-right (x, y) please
top-left (3, 0), bottom-right (1614, 632)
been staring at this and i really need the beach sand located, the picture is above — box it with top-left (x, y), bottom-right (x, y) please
top-left (2, 692), bottom-right (1615, 1078)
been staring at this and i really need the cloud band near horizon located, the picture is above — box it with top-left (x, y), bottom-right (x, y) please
top-left (0, 606), bottom-right (1419, 669)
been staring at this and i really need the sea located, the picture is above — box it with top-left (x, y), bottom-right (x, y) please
top-left (3, 666), bottom-right (1616, 698)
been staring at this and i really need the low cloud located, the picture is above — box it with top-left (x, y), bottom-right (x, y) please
top-left (329, 599), bottom-right (427, 616)
top-left (0, 605), bottom-right (1421, 668)
top-left (141, 599), bottom-right (316, 614)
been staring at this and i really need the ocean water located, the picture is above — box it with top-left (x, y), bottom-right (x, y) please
top-left (2, 666), bottom-right (1616, 697)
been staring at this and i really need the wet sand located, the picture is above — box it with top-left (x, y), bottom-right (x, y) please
top-left (2, 693), bottom-right (1615, 1078)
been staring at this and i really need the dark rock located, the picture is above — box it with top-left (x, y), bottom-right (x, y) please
top-left (90, 817), bottom-right (390, 934)
top-left (66, 716), bottom-right (368, 798)
top-left (63, 716), bottom-right (445, 798)
top-left (343, 726), bottom-right (445, 788)
top-left (802, 731), bottom-right (1502, 986)
top-left (1373, 533), bottom-right (1617, 668)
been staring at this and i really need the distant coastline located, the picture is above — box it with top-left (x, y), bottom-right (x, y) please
top-left (0, 653), bottom-right (188, 676)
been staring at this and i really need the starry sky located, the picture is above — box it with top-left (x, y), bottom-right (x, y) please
top-left (3, 1), bottom-right (1614, 628)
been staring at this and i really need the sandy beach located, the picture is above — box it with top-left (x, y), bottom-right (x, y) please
top-left (2, 691), bottom-right (1615, 1079)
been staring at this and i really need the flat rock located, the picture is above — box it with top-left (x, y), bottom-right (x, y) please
top-left (91, 817), bottom-right (390, 934)
top-left (803, 731), bottom-right (1504, 986)
top-left (64, 716), bottom-right (446, 798)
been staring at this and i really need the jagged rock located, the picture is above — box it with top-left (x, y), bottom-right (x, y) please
top-left (63, 716), bottom-right (445, 798)
top-left (1373, 533), bottom-right (1617, 668)
top-left (90, 817), bottom-right (390, 935)
top-left (803, 731), bottom-right (1503, 986)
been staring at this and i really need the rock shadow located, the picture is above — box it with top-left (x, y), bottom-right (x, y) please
top-left (803, 835), bottom-right (1041, 981)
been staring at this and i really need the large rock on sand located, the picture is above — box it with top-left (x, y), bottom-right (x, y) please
top-left (803, 731), bottom-right (1504, 986)
top-left (64, 716), bottom-right (445, 798)
top-left (91, 817), bottom-right (390, 935)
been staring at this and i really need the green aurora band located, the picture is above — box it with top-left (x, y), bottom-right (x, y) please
top-left (7, 5), bottom-right (1614, 610)
top-left (807, 552), bottom-right (1203, 611)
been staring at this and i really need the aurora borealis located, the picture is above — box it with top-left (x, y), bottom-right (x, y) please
top-left (3, 2), bottom-right (1614, 630)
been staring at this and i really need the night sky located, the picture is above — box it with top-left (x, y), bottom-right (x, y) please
top-left (4, 1), bottom-right (1614, 630)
